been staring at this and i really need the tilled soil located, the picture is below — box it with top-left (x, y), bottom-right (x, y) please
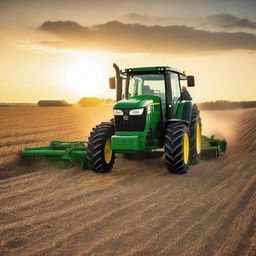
top-left (0, 108), bottom-right (255, 256)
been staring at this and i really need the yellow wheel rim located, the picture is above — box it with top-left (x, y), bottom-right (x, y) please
top-left (196, 122), bottom-right (201, 154)
top-left (183, 132), bottom-right (189, 164)
top-left (104, 139), bottom-right (112, 164)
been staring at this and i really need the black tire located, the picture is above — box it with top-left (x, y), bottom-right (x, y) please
top-left (164, 122), bottom-right (190, 174)
top-left (87, 122), bottom-right (115, 173)
top-left (189, 107), bottom-right (202, 165)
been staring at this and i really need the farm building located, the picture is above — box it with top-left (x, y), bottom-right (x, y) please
top-left (37, 100), bottom-right (71, 107)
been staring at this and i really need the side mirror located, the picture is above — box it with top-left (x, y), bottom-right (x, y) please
top-left (187, 76), bottom-right (195, 87)
top-left (109, 77), bottom-right (116, 89)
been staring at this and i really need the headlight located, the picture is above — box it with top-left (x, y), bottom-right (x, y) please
top-left (113, 109), bottom-right (123, 116)
top-left (129, 108), bottom-right (144, 115)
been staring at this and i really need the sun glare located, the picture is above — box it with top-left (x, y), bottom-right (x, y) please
top-left (64, 53), bottom-right (109, 98)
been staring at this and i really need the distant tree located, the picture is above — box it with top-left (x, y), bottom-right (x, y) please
top-left (78, 97), bottom-right (102, 107)
top-left (105, 98), bottom-right (115, 104)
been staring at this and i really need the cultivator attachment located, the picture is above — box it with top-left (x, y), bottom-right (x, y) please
top-left (20, 141), bottom-right (88, 168)
top-left (201, 135), bottom-right (227, 159)
top-left (20, 135), bottom-right (227, 169)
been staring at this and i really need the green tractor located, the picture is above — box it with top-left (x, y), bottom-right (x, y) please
top-left (86, 64), bottom-right (224, 174)
top-left (20, 64), bottom-right (227, 174)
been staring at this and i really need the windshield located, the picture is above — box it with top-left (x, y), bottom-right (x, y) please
top-left (127, 74), bottom-right (165, 100)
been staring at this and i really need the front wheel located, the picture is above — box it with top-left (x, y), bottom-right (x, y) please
top-left (87, 122), bottom-right (115, 173)
top-left (164, 122), bottom-right (190, 174)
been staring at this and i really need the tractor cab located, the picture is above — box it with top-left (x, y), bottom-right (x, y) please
top-left (110, 65), bottom-right (195, 121)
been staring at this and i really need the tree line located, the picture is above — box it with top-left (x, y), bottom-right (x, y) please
top-left (78, 98), bottom-right (256, 109)
top-left (78, 97), bottom-right (115, 107)
top-left (197, 100), bottom-right (256, 110)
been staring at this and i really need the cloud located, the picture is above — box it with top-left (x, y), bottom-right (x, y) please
top-left (38, 20), bottom-right (256, 54)
top-left (124, 13), bottom-right (256, 31)
top-left (206, 14), bottom-right (256, 29)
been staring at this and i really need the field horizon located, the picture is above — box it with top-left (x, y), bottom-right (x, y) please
top-left (1, 99), bottom-right (256, 109)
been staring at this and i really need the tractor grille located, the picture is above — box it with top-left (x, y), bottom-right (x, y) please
top-left (114, 108), bottom-right (147, 131)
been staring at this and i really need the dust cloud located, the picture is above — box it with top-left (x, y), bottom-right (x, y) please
top-left (200, 109), bottom-right (245, 144)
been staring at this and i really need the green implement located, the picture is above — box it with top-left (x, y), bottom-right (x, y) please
top-left (20, 141), bottom-right (88, 168)
top-left (201, 135), bottom-right (227, 159)
top-left (19, 136), bottom-right (227, 168)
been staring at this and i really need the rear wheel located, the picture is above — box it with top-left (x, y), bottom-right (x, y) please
top-left (87, 122), bottom-right (115, 173)
top-left (189, 108), bottom-right (202, 165)
top-left (164, 122), bottom-right (190, 174)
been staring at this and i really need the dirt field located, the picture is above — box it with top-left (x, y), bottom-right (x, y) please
top-left (0, 107), bottom-right (255, 256)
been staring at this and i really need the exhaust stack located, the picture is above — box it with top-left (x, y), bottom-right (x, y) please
top-left (113, 63), bottom-right (123, 102)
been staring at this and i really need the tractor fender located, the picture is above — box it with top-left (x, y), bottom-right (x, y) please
top-left (181, 101), bottom-right (193, 123)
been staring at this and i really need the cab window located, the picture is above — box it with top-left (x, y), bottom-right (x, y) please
top-left (170, 73), bottom-right (181, 101)
top-left (127, 74), bottom-right (165, 99)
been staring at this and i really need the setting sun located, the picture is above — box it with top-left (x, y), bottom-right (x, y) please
top-left (63, 52), bottom-right (109, 97)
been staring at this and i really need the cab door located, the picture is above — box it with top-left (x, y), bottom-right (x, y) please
top-left (170, 72), bottom-right (181, 118)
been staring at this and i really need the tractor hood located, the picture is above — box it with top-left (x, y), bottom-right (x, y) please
top-left (114, 95), bottom-right (161, 109)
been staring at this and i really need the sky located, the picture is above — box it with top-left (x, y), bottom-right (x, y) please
top-left (0, 0), bottom-right (256, 103)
